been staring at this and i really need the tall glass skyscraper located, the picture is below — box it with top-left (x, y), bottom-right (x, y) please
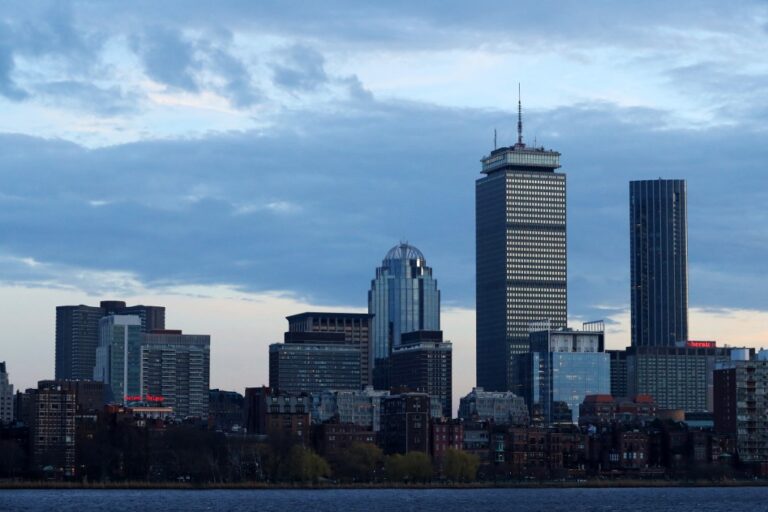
top-left (368, 243), bottom-right (440, 381)
top-left (630, 179), bottom-right (688, 347)
top-left (476, 110), bottom-right (566, 392)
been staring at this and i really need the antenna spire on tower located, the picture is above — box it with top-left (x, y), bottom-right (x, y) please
top-left (517, 83), bottom-right (523, 146)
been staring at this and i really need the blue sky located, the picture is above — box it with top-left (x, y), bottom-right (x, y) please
top-left (1, 1), bottom-right (767, 396)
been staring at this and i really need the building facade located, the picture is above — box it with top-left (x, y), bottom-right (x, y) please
top-left (55, 301), bottom-right (165, 381)
top-left (26, 381), bottom-right (76, 477)
top-left (380, 393), bottom-right (431, 454)
top-left (389, 330), bottom-right (452, 418)
top-left (627, 342), bottom-right (744, 412)
top-left (476, 117), bottom-right (566, 393)
top-left (209, 389), bottom-right (244, 432)
top-left (141, 330), bottom-right (211, 419)
top-left (458, 386), bottom-right (529, 425)
top-left (269, 331), bottom-right (361, 395)
top-left (287, 312), bottom-right (373, 387)
top-left (607, 350), bottom-right (628, 398)
top-left (243, 387), bottom-right (310, 441)
top-left (94, 315), bottom-right (142, 405)
top-left (368, 243), bottom-right (440, 387)
top-left (714, 360), bottom-right (768, 463)
top-left (310, 387), bottom-right (389, 431)
top-left (0, 362), bottom-right (13, 424)
top-left (630, 179), bottom-right (688, 347)
top-left (524, 324), bottom-right (610, 424)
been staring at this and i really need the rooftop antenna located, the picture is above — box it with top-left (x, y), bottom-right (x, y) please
top-left (493, 128), bottom-right (497, 150)
top-left (517, 83), bottom-right (523, 146)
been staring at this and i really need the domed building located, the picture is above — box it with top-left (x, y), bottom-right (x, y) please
top-left (367, 242), bottom-right (441, 386)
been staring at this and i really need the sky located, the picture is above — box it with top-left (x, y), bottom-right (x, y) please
top-left (1, 1), bottom-right (767, 408)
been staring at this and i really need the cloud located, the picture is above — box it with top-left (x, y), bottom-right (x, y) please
top-left (271, 44), bottom-right (328, 92)
top-left (131, 26), bottom-right (200, 92)
top-left (34, 80), bottom-right (141, 115)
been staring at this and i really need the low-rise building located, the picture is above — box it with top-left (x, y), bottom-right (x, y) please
top-left (458, 387), bottom-right (529, 425)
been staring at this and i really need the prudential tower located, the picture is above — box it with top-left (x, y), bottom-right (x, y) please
top-left (475, 93), bottom-right (567, 393)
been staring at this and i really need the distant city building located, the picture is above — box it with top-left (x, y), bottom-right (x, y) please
top-left (269, 330), bottom-right (361, 395)
top-left (25, 381), bottom-right (76, 477)
top-left (630, 179), bottom-right (688, 347)
top-left (380, 393), bottom-right (431, 454)
top-left (578, 394), bottom-right (658, 427)
top-left (55, 301), bottom-right (165, 381)
top-left (607, 350), bottom-right (628, 399)
top-left (141, 329), bottom-right (211, 419)
top-left (209, 389), bottom-right (244, 432)
top-left (458, 387), bottom-right (529, 425)
top-left (523, 323), bottom-right (610, 424)
top-left (38, 379), bottom-right (106, 414)
top-left (94, 315), bottom-right (142, 405)
top-left (476, 105), bottom-right (566, 393)
top-left (0, 362), bottom-right (13, 424)
top-left (311, 387), bottom-right (389, 431)
top-left (368, 243), bottom-right (440, 388)
top-left (243, 387), bottom-right (309, 441)
top-left (389, 330), bottom-right (452, 418)
top-left (627, 342), bottom-right (749, 412)
top-left (714, 359), bottom-right (768, 463)
top-left (287, 312), bottom-right (373, 387)
top-left (430, 418), bottom-right (464, 460)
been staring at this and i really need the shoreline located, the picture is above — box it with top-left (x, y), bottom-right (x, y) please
top-left (2, 480), bottom-right (768, 490)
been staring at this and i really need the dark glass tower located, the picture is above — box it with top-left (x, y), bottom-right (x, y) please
top-left (630, 179), bottom-right (688, 346)
top-left (476, 100), bottom-right (566, 392)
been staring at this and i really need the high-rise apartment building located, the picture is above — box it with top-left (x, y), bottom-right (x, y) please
top-left (630, 179), bottom-right (688, 347)
top-left (94, 315), bottom-right (142, 404)
top-left (476, 104), bottom-right (566, 392)
top-left (368, 243), bottom-right (440, 386)
top-left (55, 300), bottom-right (165, 381)
top-left (141, 330), bottom-right (211, 419)
top-left (25, 381), bottom-right (76, 477)
top-left (287, 312), bottom-right (373, 387)
top-left (0, 362), bottom-right (13, 424)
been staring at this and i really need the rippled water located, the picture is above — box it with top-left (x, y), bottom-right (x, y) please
top-left (1, 487), bottom-right (766, 512)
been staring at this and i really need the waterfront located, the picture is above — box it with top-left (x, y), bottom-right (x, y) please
top-left (2, 487), bottom-right (768, 512)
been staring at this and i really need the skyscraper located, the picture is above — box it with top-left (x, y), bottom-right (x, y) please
top-left (93, 315), bottom-right (142, 404)
top-left (476, 99), bottom-right (566, 392)
top-left (630, 179), bottom-right (688, 347)
top-left (0, 362), bottom-right (13, 424)
top-left (368, 243), bottom-right (440, 386)
top-left (55, 300), bottom-right (165, 381)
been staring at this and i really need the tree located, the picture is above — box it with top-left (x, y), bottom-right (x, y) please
top-left (385, 452), bottom-right (433, 483)
top-left (282, 445), bottom-right (331, 483)
top-left (333, 442), bottom-right (383, 481)
top-left (442, 448), bottom-right (480, 482)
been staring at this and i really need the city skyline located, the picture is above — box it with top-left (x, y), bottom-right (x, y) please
top-left (2, 1), bottom-right (768, 404)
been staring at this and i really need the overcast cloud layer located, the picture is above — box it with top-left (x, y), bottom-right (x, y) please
top-left (1, 1), bottom-right (767, 359)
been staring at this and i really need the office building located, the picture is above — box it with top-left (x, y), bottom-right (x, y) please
top-left (311, 387), bottom-right (389, 431)
top-left (0, 362), bottom-right (13, 424)
top-left (26, 381), bottom-right (76, 477)
top-left (476, 102), bottom-right (566, 392)
top-left (630, 179), bottom-right (688, 347)
top-left (141, 329), bottom-right (211, 419)
top-left (94, 315), bottom-right (142, 405)
top-left (608, 350), bottom-right (628, 398)
top-left (287, 312), bottom-right (373, 387)
top-left (458, 386), bottom-right (529, 425)
top-left (380, 393), bottom-right (431, 454)
top-left (368, 243), bottom-right (440, 387)
top-left (269, 331), bottom-right (361, 395)
top-left (714, 359), bottom-right (768, 463)
top-left (389, 330), bottom-right (452, 418)
top-left (524, 323), bottom-right (610, 424)
top-left (55, 300), bottom-right (165, 381)
top-left (627, 341), bottom-right (747, 413)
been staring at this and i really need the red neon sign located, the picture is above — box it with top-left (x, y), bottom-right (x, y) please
top-left (686, 340), bottom-right (716, 348)
top-left (125, 394), bottom-right (164, 402)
